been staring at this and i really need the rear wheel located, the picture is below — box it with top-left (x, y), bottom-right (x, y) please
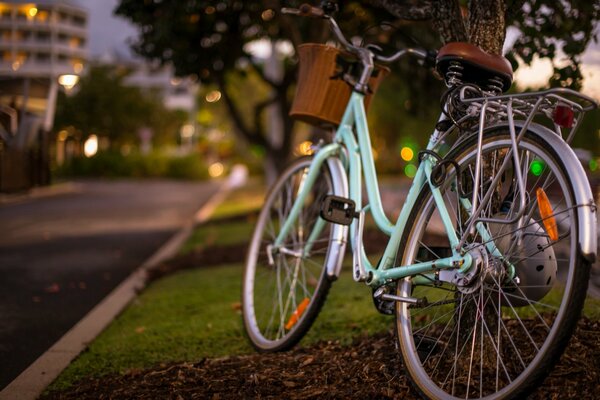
top-left (242, 157), bottom-right (346, 352)
top-left (396, 128), bottom-right (591, 399)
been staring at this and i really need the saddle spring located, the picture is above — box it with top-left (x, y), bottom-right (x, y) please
top-left (486, 76), bottom-right (504, 95)
top-left (445, 61), bottom-right (464, 86)
top-left (446, 60), bottom-right (504, 95)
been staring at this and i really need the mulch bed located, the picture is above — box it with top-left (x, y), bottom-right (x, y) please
top-left (43, 217), bottom-right (600, 399)
top-left (42, 319), bottom-right (600, 399)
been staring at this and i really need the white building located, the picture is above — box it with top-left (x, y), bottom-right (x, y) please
top-left (0, 0), bottom-right (87, 135)
top-left (0, 0), bottom-right (88, 191)
top-left (0, 0), bottom-right (87, 79)
top-left (124, 62), bottom-right (198, 113)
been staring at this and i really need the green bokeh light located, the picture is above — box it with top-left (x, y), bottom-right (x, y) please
top-left (589, 159), bottom-right (598, 172)
top-left (530, 160), bottom-right (545, 176)
top-left (404, 163), bottom-right (417, 178)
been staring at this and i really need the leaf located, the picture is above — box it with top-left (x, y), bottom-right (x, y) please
top-left (300, 356), bottom-right (314, 367)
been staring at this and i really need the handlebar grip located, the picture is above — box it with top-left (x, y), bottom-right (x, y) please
top-left (424, 50), bottom-right (438, 69)
top-left (298, 3), bottom-right (325, 18)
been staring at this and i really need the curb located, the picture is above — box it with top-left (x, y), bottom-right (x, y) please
top-left (0, 182), bottom-right (81, 205)
top-left (0, 171), bottom-right (246, 400)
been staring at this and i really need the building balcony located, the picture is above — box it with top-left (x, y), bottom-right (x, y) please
top-left (0, 18), bottom-right (86, 37)
top-left (0, 59), bottom-right (84, 78)
top-left (0, 40), bottom-right (88, 58)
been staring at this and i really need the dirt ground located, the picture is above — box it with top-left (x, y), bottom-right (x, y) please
top-left (42, 225), bottom-right (600, 399)
top-left (42, 318), bottom-right (600, 399)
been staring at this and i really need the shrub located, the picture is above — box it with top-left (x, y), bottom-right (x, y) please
top-left (55, 150), bottom-right (210, 180)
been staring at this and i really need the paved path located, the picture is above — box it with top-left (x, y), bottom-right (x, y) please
top-left (0, 179), bottom-right (220, 389)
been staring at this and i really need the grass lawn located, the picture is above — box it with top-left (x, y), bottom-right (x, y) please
top-left (47, 179), bottom-right (391, 391)
top-left (48, 264), bottom-right (391, 391)
top-left (210, 178), bottom-right (265, 220)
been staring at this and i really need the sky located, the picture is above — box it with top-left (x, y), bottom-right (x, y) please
top-left (512, 27), bottom-right (600, 99)
top-left (80, 0), bottom-right (137, 58)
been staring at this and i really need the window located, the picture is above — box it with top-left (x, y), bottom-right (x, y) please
top-left (72, 15), bottom-right (85, 27)
top-left (36, 31), bottom-right (51, 42)
top-left (36, 52), bottom-right (50, 62)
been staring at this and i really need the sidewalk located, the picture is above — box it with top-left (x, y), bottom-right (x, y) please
top-left (0, 182), bottom-right (81, 205)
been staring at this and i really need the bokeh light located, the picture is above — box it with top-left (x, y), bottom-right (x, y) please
top-left (205, 90), bottom-right (221, 103)
top-left (404, 164), bottom-right (417, 178)
top-left (296, 141), bottom-right (313, 156)
top-left (84, 135), bottom-right (98, 158)
top-left (400, 146), bottom-right (414, 162)
top-left (209, 162), bottom-right (224, 178)
top-left (530, 159), bottom-right (545, 176)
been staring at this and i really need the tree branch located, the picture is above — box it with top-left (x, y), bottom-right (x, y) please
top-left (215, 73), bottom-right (269, 149)
top-left (375, 0), bottom-right (468, 44)
top-left (370, 0), bottom-right (433, 20)
top-left (430, 0), bottom-right (468, 44)
top-left (248, 61), bottom-right (279, 89)
top-left (505, 0), bottom-right (526, 24)
top-left (277, 85), bottom-right (294, 161)
top-left (253, 95), bottom-right (278, 142)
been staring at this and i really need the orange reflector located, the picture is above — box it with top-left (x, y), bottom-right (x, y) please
top-left (285, 297), bottom-right (310, 330)
top-left (536, 187), bottom-right (558, 241)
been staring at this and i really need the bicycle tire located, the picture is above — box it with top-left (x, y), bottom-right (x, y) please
top-left (242, 157), bottom-right (345, 352)
top-left (396, 127), bottom-right (591, 399)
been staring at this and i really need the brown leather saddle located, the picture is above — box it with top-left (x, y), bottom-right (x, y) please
top-left (436, 42), bottom-right (513, 92)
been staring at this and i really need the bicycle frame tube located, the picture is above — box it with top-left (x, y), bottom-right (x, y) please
top-left (274, 91), bottom-right (471, 286)
top-left (338, 93), bottom-right (469, 286)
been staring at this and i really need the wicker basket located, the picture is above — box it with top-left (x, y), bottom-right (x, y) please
top-left (290, 43), bottom-right (389, 127)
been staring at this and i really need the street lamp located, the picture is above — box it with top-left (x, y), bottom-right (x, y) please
top-left (58, 74), bottom-right (79, 91)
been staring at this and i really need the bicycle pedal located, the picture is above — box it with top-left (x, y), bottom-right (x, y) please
top-left (372, 285), bottom-right (396, 316)
top-left (320, 195), bottom-right (357, 226)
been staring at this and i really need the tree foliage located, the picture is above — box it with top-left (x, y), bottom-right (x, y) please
top-left (54, 66), bottom-right (186, 148)
top-left (375, 0), bottom-right (600, 89)
top-left (115, 0), bottom-right (599, 172)
top-left (115, 0), bottom-right (429, 172)
top-left (510, 1), bottom-right (600, 89)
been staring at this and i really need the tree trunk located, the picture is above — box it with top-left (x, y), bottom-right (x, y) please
top-left (376, 0), bottom-right (508, 54)
top-left (467, 0), bottom-right (507, 54)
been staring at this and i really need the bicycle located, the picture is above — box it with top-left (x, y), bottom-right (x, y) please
top-left (241, 3), bottom-right (598, 399)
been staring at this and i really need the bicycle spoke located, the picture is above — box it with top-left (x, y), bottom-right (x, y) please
top-left (396, 130), bottom-right (585, 398)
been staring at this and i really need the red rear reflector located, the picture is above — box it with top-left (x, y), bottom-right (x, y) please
top-left (552, 104), bottom-right (574, 128)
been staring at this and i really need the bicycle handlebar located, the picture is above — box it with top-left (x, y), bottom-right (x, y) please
top-left (281, 4), bottom-right (324, 18)
top-left (282, 4), bottom-right (428, 66)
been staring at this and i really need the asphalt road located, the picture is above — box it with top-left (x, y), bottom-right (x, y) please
top-left (0, 179), bottom-right (220, 389)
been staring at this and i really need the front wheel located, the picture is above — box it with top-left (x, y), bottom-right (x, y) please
top-left (242, 157), bottom-right (347, 352)
top-left (396, 128), bottom-right (591, 399)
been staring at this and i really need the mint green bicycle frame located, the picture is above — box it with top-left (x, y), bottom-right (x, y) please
top-left (274, 91), bottom-right (473, 287)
